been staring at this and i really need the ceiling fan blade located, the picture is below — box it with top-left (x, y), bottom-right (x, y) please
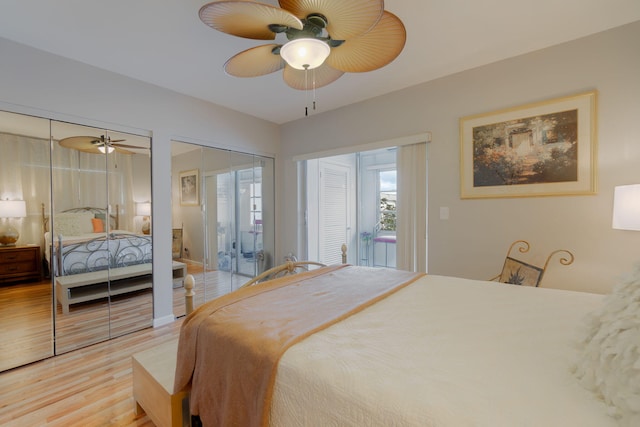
top-left (224, 44), bottom-right (285, 77)
top-left (58, 136), bottom-right (136, 155)
top-left (200, 1), bottom-right (303, 40)
top-left (279, 0), bottom-right (383, 40)
top-left (58, 136), bottom-right (104, 154)
top-left (111, 142), bottom-right (147, 150)
top-left (112, 146), bottom-right (135, 155)
top-left (283, 63), bottom-right (344, 90)
top-left (325, 11), bottom-right (406, 73)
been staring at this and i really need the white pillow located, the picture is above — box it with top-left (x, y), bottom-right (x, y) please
top-left (573, 263), bottom-right (640, 425)
top-left (53, 212), bottom-right (95, 236)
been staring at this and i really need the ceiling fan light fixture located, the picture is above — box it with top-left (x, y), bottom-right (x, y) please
top-left (280, 38), bottom-right (330, 70)
top-left (98, 145), bottom-right (115, 154)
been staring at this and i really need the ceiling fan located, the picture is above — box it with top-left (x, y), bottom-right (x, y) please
top-left (199, 0), bottom-right (406, 91)
top-left (58, 135), bottom-right (141, 154)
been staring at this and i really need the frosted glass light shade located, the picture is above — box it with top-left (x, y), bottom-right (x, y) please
top-left (612, 184), bottom-right (640, 231)
top-left (98, 145), bottom-right (115, 154)
top-left (280, 38), bottom-right (330, 70)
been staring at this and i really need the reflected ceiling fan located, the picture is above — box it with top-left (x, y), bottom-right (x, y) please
top-left (199, 0), bottom-right (406, 92)
top-left (58, 135), bottom-right (140, 154)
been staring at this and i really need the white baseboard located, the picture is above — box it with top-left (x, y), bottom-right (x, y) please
top-left (153, 314), bottom-right (175, 328)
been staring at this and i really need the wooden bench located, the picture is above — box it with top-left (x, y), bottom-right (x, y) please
top-left (132, 339), bottom-right (189, 427)
top-left (56, 261), bottom-right (187, 314)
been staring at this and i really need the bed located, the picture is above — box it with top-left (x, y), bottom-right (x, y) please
top-left (43, 206), bottom-right (154, 314)
top-left (174, 264), bottom-right (640, 426)
top-left (43, 206), bottom-right (152, 276)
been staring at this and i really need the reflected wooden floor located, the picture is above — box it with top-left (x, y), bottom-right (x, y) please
top-left (55, 287), bottom-right (153, 354)
top-left (172, 262), bottom-right (250, 318)
top-left (0, 279), bottom-right (54, 372)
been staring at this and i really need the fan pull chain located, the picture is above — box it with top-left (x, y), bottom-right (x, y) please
top-left (304, 67), bottom-right (309, 117)
top-left (302, 67), bottom-right (319, 117)
top-left (313, 68), bottom-right (317, 112)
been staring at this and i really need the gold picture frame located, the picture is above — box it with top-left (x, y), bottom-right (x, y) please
top-left (179, 169), bottom-right (199, 206)
top-left (460, 91), bottom-right (597, 199)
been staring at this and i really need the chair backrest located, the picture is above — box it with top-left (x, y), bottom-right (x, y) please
top-left (239, 261), bottom-right (327, 289)
top-left (494, 240), bottom-right (574, 287)
top-left (240, 243), bottom-right (347, 289)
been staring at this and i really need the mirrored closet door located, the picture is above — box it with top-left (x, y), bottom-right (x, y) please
top-left (51, 121), bottom-right (152, 354)
top-left (0, 111), bottom-right (53, 372)
top-left (171, 142), bottom-right (274, 318)
top-left (0, 110), bottom-right (152, 372)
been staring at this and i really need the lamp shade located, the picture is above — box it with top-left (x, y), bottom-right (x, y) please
top-left (136, 202), bottom-right (151, 217)
top-left (280, 38), bottom-right (330, 70)
top-left (98, 145), bottom-right (115, 154)
top-left (612, 184), bottom-right (640, 231)
top-left (0, 200), bottom-right (27, 218)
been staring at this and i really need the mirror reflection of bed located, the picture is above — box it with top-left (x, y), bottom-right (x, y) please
top-left (0, 110), bottom-right (152, 371)
top-left (45, 206), bottom-right (154, 352)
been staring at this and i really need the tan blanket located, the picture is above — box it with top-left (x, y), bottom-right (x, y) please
top-left (174, 265), bottom-right (424, 427)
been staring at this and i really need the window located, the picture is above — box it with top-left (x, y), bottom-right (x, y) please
top-left (378, 169), bottom-right (397, 232)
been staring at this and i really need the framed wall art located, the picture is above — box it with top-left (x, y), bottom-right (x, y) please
top-left (460, 91), bottom-right (597, 199)
top-left (179, 169), bottom-right (199, 206)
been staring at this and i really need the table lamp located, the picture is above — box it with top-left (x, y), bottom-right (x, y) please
top-left (0, 200), bottom-right (27, 245)
top-left (136, 202), bottom-right (151, 235)
top-left (612, 184), bottom-right (640, 231)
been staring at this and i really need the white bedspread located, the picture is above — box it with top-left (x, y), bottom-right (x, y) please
top-left (271, 274), bottom-right (615, 426)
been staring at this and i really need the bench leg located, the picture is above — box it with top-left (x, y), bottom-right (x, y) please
top-left (134, 400), bottom-right (145, 416)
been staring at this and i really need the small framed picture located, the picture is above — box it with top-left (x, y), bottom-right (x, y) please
top-left (179, 169), bottom-right (199, 206)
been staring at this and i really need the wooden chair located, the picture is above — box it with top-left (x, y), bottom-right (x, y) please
top-left (239, 244), bottom-right (348, 289)
top-left (491, 240), bottom-right (574, 287)
top-left (239, 261), bottom-right (327, 289)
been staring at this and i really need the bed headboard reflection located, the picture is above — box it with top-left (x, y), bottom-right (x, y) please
top-left (42, 203), bottom-right (120, 232)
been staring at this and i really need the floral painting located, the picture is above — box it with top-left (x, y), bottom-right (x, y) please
top-left (460, 91), bottom-right (597, 198)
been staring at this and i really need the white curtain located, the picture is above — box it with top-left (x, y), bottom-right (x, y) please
top-left (0, 133), bottom-right (50, 248)
top-left (396, 142), bottom-right (427, 272)
top-left (51, 147), bottom-right (134, 230)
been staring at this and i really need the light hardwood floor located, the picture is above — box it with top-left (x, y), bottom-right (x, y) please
top-left (0, 317), bottom-right (183, 427)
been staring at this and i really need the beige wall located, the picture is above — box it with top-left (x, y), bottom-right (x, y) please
top-left (280, 21), bottom-right (640, 294)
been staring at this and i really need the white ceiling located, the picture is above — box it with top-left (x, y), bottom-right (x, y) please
top-left (1, 1), bottom-right (639, 125)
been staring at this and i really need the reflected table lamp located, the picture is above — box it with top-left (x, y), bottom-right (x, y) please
top-left (612, 184), bottom-right (640, 231)
top-left (0, 200), bottom-right (27, 246)
top-left (136, 202), bottom-right (151, 235)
